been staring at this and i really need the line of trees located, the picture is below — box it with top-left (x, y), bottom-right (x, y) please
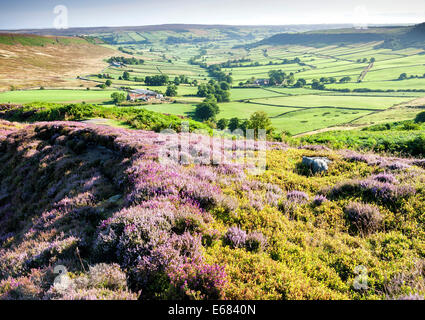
top-left (216, 111), bottom-right (275, 138)
top-left (107, 56), bottom-right (144, 65)
top-left (398, 73), bottom-right (425, 80)
top-left (144, 75), bottom-right (169, 86)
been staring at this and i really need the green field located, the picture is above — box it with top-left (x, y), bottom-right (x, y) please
top-left (2, 26), bottom-right (425, 135)
top-left (0, 89), bottom-right (119, 104)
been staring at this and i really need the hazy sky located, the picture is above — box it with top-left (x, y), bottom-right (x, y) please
top-left (1, 0), bottom-right (424, 29)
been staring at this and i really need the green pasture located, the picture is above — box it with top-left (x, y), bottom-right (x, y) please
top-left (0, 89), bottom-right (119, 104)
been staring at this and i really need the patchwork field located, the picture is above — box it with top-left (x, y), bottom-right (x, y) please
top-left (2, 26), bottom-right (425, 136)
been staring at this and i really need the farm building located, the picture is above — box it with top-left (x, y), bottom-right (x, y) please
top-left (127, 89), bottom-right (164, 102)
top-left (255, 79), bottom-right (270, 86)
top-left (110, 61), bottom-right (123, 67)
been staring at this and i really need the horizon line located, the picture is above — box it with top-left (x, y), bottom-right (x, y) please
top-left (0, 21), bottom-right (420, 32)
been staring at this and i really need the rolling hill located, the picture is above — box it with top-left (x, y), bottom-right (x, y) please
top-left (0, 34), bottom-right (115, 91)
top-left (254, 23), bottom-right (425, 49)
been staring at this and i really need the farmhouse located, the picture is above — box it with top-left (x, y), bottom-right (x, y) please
top-left (255, 78), bottom-right (270, 86)
top-left (127, 89), bottom-right (164, 102)
top-left (110, 61), bottom-right (123, 67)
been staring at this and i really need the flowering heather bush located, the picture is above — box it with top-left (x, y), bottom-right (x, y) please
top-left (287, 190), bottom-right (309, 204)
top-left (168, 260), bottom-right (227, 300)
top-left (299, 144), bottom-right (331, 151)
top-left (342, 150), bottom-right (375, 164)
top-left (245, 232), bottom-right (267, 253)
top-left (220, 196), bottom-right (239, 213)
top-left (371, 173), bottom-right (397, 184)
top-left (313, 195), bottom-right (328, 206)
top-left (266, 141), bottom-right (288, 150)
top-left (412, 159), bottom-right (425, 169)
top-left (0, 120), bottom-right (20, 140)
top-left (330, 178), bottom-right (415, 203)
top-left (223, 226), bottom-right (247, 249)
top-left (2, 119), bottom-right (425, 300)
top-left (344, 202), bottom-right (382, 235)
top-left (126, 160), bottom-right (223, 209)
top-left (87, 263), bottom-right (128, 291)
top-left (386, 161), bottom-right (411, 171)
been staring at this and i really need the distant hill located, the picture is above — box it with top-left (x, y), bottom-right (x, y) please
top-left (253, 23), bottom-right (424, 49)
top-left (0, 24), bottom-right (351, 37)
top-left (0, 33), bottom-right (114, 90)
top-left (0, 24), bottom-right (353, 45)
top-left (379, 22), bottom-right (425, 49)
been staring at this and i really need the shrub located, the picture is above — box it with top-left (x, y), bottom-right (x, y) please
top-left (387, 162), bottom-right (411, 171)
top-left (313, 195), bottom-right (328, 206)
top-left (371, 173), bottom-right (397, 184)
top-left (223, 226), bottom-right (247, 249)
top-left (168, 261), bottom-right (227, 299)
top-left (245, 232), bottom-right (267, 252)
top-left (87, 263), bottom-right (127, 291)
top-left (286, 190), bottom-right (309, 203)
top-left (344, 202), bottom-right (382, 235)
top-left (414, 111), bottom-right (425, 123)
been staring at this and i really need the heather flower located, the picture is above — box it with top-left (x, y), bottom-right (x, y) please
top-left (343, 151), bottom-right (373, 164)
top-left (87, 263), bottom-right (127, 291)
top-left (223, 226), bottom-right (247, 249)
top-left (265, 191), bottom-right (281, 207)
top-left (172, 210), bottom-right (206, 235)
top-left (299, 144), bottom-right (331, 151)
top-left (387, 162), bottom-right (411, 171)
top-left (287, 190), bottom-right (309, 204)
top-left (412, 159), bottom-right (425, 169)
top-left (371, 173), bottom-right (397, 184)
top-left (219, 196), bottom-right (239, 212)
top-left (245, 232), bottom-right (267, 252)
top-left (344, 202), bottom-right (382, 235)
top-left (313, 195), bottom-right (328, 206)
top-left (330, 178), bottom-right (415, 203)
top-left (168, 261), bottom-right (227, 300)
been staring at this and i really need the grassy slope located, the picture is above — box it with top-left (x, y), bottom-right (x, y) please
top-left (0, 34), bottom-right (115, 91)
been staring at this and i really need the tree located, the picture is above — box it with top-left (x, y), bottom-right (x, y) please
top-left (248, 111), bottom-right (274, 137)
top-left (217, 118), bottom-right (229, 130)
top-left (166, 85), bottom-right (178, 97)
top-left (220, 82), bottom-right (230, 91)
top-left (311, 79), bottom-right (325, 90)
top-left (196, 82), bottom-right (230, 102)
top-left (122, 71), bottom-right (130, 81)
top-left (145, 75), bottom-right (169, 86)
top-left (195, 98), bottom-right (220, 121)
top-left (415, 111), bottom-right (425, 123)
top-left (294, 78), bottom-right (306, 88)
top-left (398, 73), bottom-right (408, 80)
top-left (105, 80), bottom-right (112, 87)
top-left (111, 92), bottom-right (126, 104)
top-left (339, 76), bottom-right (352, 83)
top-left (268, 69), bottom-right (286, 85)
top-left (370, 57), bottom-right (376, 63)
top-left (228, 117), bottom-right (240, 132)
